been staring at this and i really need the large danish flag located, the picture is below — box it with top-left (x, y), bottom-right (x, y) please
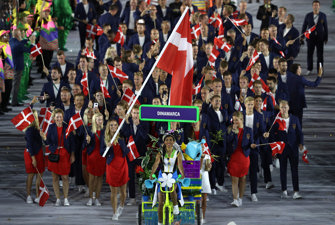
top-left (65, 113), bottom-right (84, 138)
top-left (11, 107), bottom-right (35, 131)
top-left (121, 88), bottom-right (141, 106)
top-left (156, 9), bottom-right (193, 106)
top-left (209, 13), bottom-right (222, 28)
top-left (107, 64), bottom-right (128, 83)
top-left (30, 43), bottom-right (42, 57)
top-left (85, 48), bottom-right (96, 60)
top-left (246, 49), bottom-right (260, 71)
top-left (214, 37), bottom-right (232, 53)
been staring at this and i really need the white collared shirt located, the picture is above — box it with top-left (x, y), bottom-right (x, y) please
top-left (245, 114), bottom-right (254, 129)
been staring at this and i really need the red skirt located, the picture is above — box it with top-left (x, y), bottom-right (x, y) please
top-left (82, 147), bottom-right (87, 166)
top-left (228, 147), bottom-right (250, 178)
top-left (48, 148), bottom-right (71, 175)
top-left (24, 149), bottom-right (45, 174)
top-left (87, 148), bottom-right (106, 176)
top-left (106, 144), bottom-right (129, 187)
top-left (44, 146), bottom-right (50, 169)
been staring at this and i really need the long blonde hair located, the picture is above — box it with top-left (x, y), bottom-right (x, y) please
top-left (24, 110), bottom-right (40, 132)
top-left (92, 112), bottom-right (104, 134)
top-left (104, 119), bottom-right (119, 146)
top-left (83, 108), bottom-right (93, 125)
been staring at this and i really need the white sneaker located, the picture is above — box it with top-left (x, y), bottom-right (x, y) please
top-left (251, 193), bottom-right (258, 202)
top-left (64, 198), bottom-right (70, 206)
top-left (293, 192), bottom-right (302, 199)
top-left (173, 205), bottom-right (179, 215)
top-left (231, 199), bottom-right (240, 207)
top-left (266, 182), bottom-right (274, 189)
top-left (112, 213), bottom-right (119, 221)
top-left (84, 188), bottom-right (89, 198)
top-left (238, 198), bottom-right (242, 206)
top-left (95, 198), bottom-right (101, 206)
top-left (270, 164), bottom-right (274, 172)
top-left (59, 180), bottom-right (63, 188)
top-left (34, 197), bottom-right (40, 204)
top-left (206, 196), bottom-right (209, 201)
top-left (86, 198), bottom-right (93, 206)
top-left (158, 223), bottom-right (163, 225)
top-left (306, 70), bottom-right (311, 76)
top-left (281, 190), bottom-right (289, 199)
top-left (26, 195), bottom-right (33, 204)
top-left (216, 185), bottom-right (228, 193)
top-left (201, 218), bottom-right (207, 224)
top-left (274, 158), bottom-right (280, 168)
top-left (116, 206), bottom-right (124, 216)
top-left (211, 189), bottom-right (217, 195)
top-left (126, 198), bottom-right (136, 206)
top-left (55, 198), bottom-right (61, 206)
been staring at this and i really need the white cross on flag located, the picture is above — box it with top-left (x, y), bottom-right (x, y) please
top-left (202, 140), bottom-right (214, 162)
top-left (107, 64), bottom-right (128, 83)
top-left (270, 141), bottom-right (285, 156)
top-left (261, 97), bottom-right (267, 111)
top-left (65, 113), bottom-right (84, 138)
top-left (100, 78), bottom-right (111, 99)
top-left (304, 25), bottom-right (316, 39)
top-left (156, 9), bottom-right (194, 106)
top-left (38, 179), bottom-right (50, 206)
top-left (11, 107), bottom-right (35, 131)
top-left (214, 37), bottom-right (232, 53)
top-left (40, 109), bottom-right (53, 134)
top-left (81, 72), bottom-right (89, 96)
top-left (208, 47), bottom-right (220, 67)
top-left (209, 13), bottom-right (222, 28)
top-left (248, 73), bottom-right (270, 93)
top-left (85, 48), bottom-right (96, 60)
top-left (38, 107), bottom-right (48, 125)
top-left (121, 88), bottom-right (141, 106)
top-left (127, 135), bottom-right (140, 161)
top-left (113, 26), bottom-right (125, 46)
top-left (191, 24), bottom-right (201, 40)
top-left (274, 112), bottom-right (287, 131)
top-left (231, 18), bottom-right (248, 27)
top-left (246, 49), bottom-right (260, 71)
top-left (234, 94), bottom-right (243, 112)
top-left (192, 75), bottom-right (204, 95)
top-left (30, 43), bottom-right (42, 57)
top-left (86, 24), bottom-right (97, 38)
top-left (218, 24), bottom-right (225, 39)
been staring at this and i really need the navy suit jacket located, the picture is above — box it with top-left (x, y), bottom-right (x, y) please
top-left (100, 136), bottom-right (129, 165)
top-left (157, 5), bottom-right (171, 21)
top-left (127, 33), bottom-right (151, 50)
top-left (120, 7), bottom-right (141, 29)
top-left (243, 111), bottom-right (265, 147)
top-left (51, 61), bottom-right (75, 82)
top-left (98, 33), bottom-right (110, 63)
top-left (9, 38), bottom-right (31, 71)
top-left (302, 11), bottom-right (328, 42)
top-left (89, 75), bottom-right (120, 106)
top-left (40, 81), bottom-right (70, 107)
top-left (98, 13), bottom-right (119, 32)
top-left (227, 126), bottom-right (253, 157)
top-left (25, 127), bottom-right (43, 156)
top-left (46, 123), bottom-right (70, 153)
top-left (281, 25), bottom-right (300, 59)
top-left (74, 2), bottom-right (96, 28)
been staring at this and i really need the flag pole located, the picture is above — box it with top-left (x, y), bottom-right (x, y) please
top-left (102, 7), bottom-right (191, 157)
top-left (79, 114), bottom-right (89, 136)
top-left (35, 167), bottom-right (49, 193)
top-left (267, 112), bottom-right (279, 133)
top-left (226, 17), bottom-right (244, 35)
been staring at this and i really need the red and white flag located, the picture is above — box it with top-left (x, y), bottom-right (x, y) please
top-left (261, 97), bottom-right (267, 111)
top-left (217, 24), bottom-right (225, 39)
top-left (202, 140), bottom-right (214, 163)
top-left (270, 141), bottom-right (285, 156)
top-left (232, 10), bottom-right (239, 19)
top-left (272, 37), bottom-right (282, 46)
top-left (38, 107), bottom-right (48, 125)
top-left (209, 13), bottom-right (222, 28)
top-left (38, 179), bottom-right (49, 207)
top-left (302, 149), bottom-right (309, 164)
top-left (156, 9), bottom-right (194, 106)
top-left (248, 73), bottom-right (270, 93)
top-left (40, 109), bottom-right (53, 134)
top-left (234, 94), bottom-right (243, 111)
top-left (274, 112), bottom-right (287, 131)
top-left (30, 43), bottom-right (42, 57)
top-left (85, 48), bottom-right (96, 60)
top-left (246, 49), bottom-right (260, 71)
top-left (113, 26), bottom-right (125, 46)
top-left (81, 72), bottom-right (89, 96)
top-left (127, 135), bottom-right (140, 161)
top-left (65, 113), bottom-right (84, 138)
top-left (208, 47), bottom-right (219, 67)
top-left (86, 24), bottom-right (103, 39)
top-left (191, 24), bottom-right (201, 40)
top-left (11, 107), bottom-right (35, 131)
top-left (231, 18), bottom-right (248, 27)
top-left (121, 88), bottom-right (141, 106)
top-left (100, 78), bottom-right (111, 99)
top-left (279, 51), bottom-right (285, 58)
top-left (107, 64), bottom-right (128, 83)
top-left (192, 75), bottom-right (204, 95)
top-left (214, 37), bottom-right (232, 53)
top-left (304, 25), bottom-right (316, 39)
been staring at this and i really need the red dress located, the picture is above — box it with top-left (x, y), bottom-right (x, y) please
top-left (106, 143), bottom-right (129, 187)
top-left (228, 128), bottom-right (250, 178)
top-left (194, 131), bottom-right (200, 140)
top-left (24, 148), bottom-right (45, 174)
top-left (48, 126), bottom-right (71, 175)
top-left (82, 123), bottom-right (91, 166)
top-left (87, 130), bottom-right (106, 176)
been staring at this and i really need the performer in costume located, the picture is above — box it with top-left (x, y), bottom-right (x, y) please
top-left (53, 0), bottom-right (73, 51)
top-left (150, 131), bottom-right (185, 225)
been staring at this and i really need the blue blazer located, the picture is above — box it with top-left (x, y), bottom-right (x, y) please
top-left (98, 33), bottom-right (110, 63)
top-left (9, 38), bottom-right (31, 71)
top-left (127, 33), bottom-right (151, 50)
top-left (302, 11), bottom-right (328, 42)
top-left (40, 81), bottom-right (70, 107)
top-left (89, 75), bottom-right (120, 106)
top-left (98, 13), bottom-right (120, 32)
top-left (280, 25), bottom-right (300, 59)
top-left (25, 127), bottom-right (43, 156)
top-left (259, 52), bottom-right (277, 74)
top-left (120, 7), bottom-right (141, 29)
top-left (46, 123), bottom-right (70, 153)
top-left (100, 136), bottom-right (129, 165)
top-left (74, 2), bottom-right (96, 29)
top-left (243, 110), bottom-right (265, 146)
top-left (86, 127), bottom-right (102, 155)
top-left (227, 126), bottom-right (254, 157)
top-left (269, 36), bottom-right (286, 56)
top-left (51, 61), bottom-right (75, 82)
top-left (157, 5), bottom-right (171, 21)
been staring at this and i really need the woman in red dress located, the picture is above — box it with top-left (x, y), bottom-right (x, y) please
top-left (86, 112), bottom-right (106, 206)
top-left (227, 111), bottom-right (256, 207)
top-left (24, 110), bottom-right (45, 204)
top-left (101, 119), bottom-right (129, 221)
top-left (41, 109), bottom-right (75, 206)
top-left (82, 107), bottom-right (94, 192)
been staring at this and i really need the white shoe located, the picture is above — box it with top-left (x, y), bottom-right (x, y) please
top-left (93, 192), bottom-right (96, 198)
top-left (274, 158), bottom-right (280, 168)
top-left (173, 205), bottom-right (179, 215)
top-left (126, 198), bottom-right (136, 206)
top-left (269, 164), bottom-right (274, 172)
top-left (231, 199), bottom-right (240, 207)
top-left (281, 190), bottom-right (289, 199)
top-left (216, 185), bottom-right (228, 193)
top-left (34, 197), bottom-right (40, 204)
top-left (64, 198), bottom-right (70, 206)
top-left (306, 70), bottom-right (311, 76)
top-left (26, 195), bottom-right (33, 204)
top-left (86, 198), bottom-right (93, 206)
top-left (158, 223), bottom-right (163, 225)
top-left (206, 196), bottom-right (209, 201)
top-left (95, 198), bottom-right (101, 206)
top-left (238, 198), bottom-right (242, 206)
top-left (84, 188), bottom-right (89, 198)
top-left (266, 182), bottom-right (274, 189)
top-left (112, 213), bottom-right (119, 221)
top-left (55, 198), bottom-right (61, 206)
top-left (293, 192), bottom-right (302, 199)
top-left (251, 193), bottom-right (258, 202)
top-left (116, 206), bottom-right (124, 216)
top-left (211, 189), bottom-right (217, 195)
top-left (59, 180), bottom-right (63, 188)
top-left (201, 218), bottom-right (206, 224)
